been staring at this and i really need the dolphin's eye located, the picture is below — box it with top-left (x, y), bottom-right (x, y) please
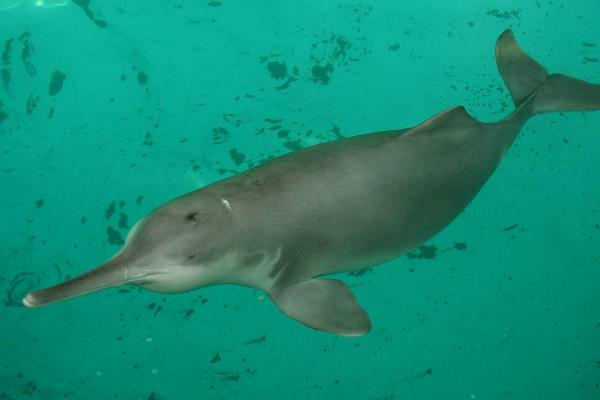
top-left (186, 211), bottom-right (200, 222)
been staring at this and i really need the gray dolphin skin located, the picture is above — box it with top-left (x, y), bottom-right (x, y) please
top-left (23, 30), bottom-right (600, 336)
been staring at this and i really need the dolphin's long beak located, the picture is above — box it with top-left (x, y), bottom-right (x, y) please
top-left (22, 253), bottom-right (134, 308)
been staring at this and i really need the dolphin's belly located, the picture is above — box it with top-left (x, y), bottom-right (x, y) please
top-left (213, 127), bottom-right (502, 284)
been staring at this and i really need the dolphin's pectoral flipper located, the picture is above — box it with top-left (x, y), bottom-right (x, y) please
top-left (269, 279), bottom-right (371, 336)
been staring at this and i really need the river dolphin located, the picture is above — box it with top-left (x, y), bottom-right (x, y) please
top-left (23, 30), bottom-right (600, 336)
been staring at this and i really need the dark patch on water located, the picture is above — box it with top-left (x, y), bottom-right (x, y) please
top-left (72, 0), bottom-right (108, 28)
top-left (212, 127), bottom-right (229, 144)
top-left (47, 108), bottom-right (54, 119)
top-left (136, 195), bottom-right (144, 205)
top-left (454, 242), bottom-right (468, 251)
top-left (223, 113), bottom-right (244, 127)
top-left (25, 94), bottom-right (39, 114)
top-left (582, 42), bottom-right (597, 47)
top-left (118, 212), bottom-right (128, 229)
top-left (283, 140), bottom-right (303, 151)
top-left (106, 226), bottom-right (124, 245)
top-left (147, 391), bottom-right (165, 400)
top-left (149, 302), bottom-right (163, 316)
top-left (19, 32), bottom-right (36, 77)
top-left (191, 160), bottom-right (201, 171)
top-left (137, 71), bottom-right (148, 85)
top-left (48, 70), bottom-right (66, 96)
top-left (312, 33), bottom-right (354, 66)
top-left (183, 308), bottom-right (195, 320)
top-left (244, 335), bottom-right (266, 345)
top-left (277, 74), bottom-right (298, 90)
top-left (23, 381), bottom-right (37, 396)
top-left (331, 124), bottom-right (344, 139)
top-left (306, 21), bottom-right (369, 85)
top-left (35, 198), bottom-right (44, 208)
top-left (223, 373), bottom-right (240, 381)
top-left (583, 57), bottom-right (598, 63)
top-left (0, 101), bottom-right (7, 124)
top-left (210, 352), bottom-right (222, 363)
top-left (407, 245), bottom-right (438, 260)
top-left (208, 1), bottom-right (222, 6)
top-left (267, 61), bottom-right (287, 80)
top-left (259, 56), bottom-right (299, 90)
top-left (311, 63), bottom-right (334, 84)
top-left (4, 273), bottom-right (40, 307)
top-left (53, 263), bottom-right (62, 280)
top-left (143, 132), bottom-right (154, 146)
top-left (486, 9), bottom-right (521, 19)
top-left (332, 36), bottom-right (350, 60)
top-left (229, 148), bottom-right (246, 166)
top-left (1, 38), bottom-right (12, 88)
top-left (388, 43), bottom-right (400, 51)
top-left (396, 367), bottom-right (433, 385)
top-left (218, 168), bottom-right (238, 176)
top-left (503, 224), bottom-right (519, 231)
top-left (105, 201), bottom-right (116, 219)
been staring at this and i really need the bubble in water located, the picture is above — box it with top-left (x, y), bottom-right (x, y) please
top-left (0, 0), bottom-right (21, 11)
top-left (34, 0), bottom-right (69, 8)
top-left (0, 0), bottom-right (69, 11)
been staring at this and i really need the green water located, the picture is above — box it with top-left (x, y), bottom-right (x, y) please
top-left (1, 1), bottom-right (599, 399)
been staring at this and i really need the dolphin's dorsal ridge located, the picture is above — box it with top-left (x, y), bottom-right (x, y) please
top-left (407, 106), bottom-right (480, 137)
top-left (269, 279), bottom-right (371, 336)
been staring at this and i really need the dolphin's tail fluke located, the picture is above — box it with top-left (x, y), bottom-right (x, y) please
top-left (496, 29), bottom-right (600, 114)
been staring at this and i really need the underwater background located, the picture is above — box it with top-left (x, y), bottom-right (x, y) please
top-left (1, 0), bottom-right (599, 399)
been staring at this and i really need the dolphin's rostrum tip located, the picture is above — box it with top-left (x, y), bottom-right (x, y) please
top-left (22, 293), bottom-right (37, 308)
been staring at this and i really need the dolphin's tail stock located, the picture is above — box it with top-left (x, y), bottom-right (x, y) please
top-left (496, 29), bottom-right (600, 115)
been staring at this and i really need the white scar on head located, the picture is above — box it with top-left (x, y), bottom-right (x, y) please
top-left (220, 198), bottom-right (232, 212)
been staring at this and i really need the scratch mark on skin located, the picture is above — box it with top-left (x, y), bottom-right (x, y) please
top-left (221, 198), bottom-right (232, 212)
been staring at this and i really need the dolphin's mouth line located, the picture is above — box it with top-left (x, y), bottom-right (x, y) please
top-left (126, 271), bottom-right (165, 286)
